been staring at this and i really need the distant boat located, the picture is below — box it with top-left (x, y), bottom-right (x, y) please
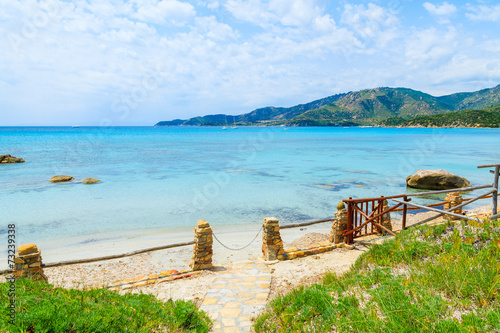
top-left (222, 126), bottom-right (228, 130)
top-left (230, 118), bottom-right (238, 129)
top-left (72, 125), bottom-right (80, 128)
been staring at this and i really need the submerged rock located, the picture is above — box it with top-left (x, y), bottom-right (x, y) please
top-left (0, 154), bottom-right (25, 163)
top-left (406, 169), bottom-right (471, 190)
top-left (82, 177), bottom-right (100, 184)
top-left (50, 175), bottom-right (74, 183)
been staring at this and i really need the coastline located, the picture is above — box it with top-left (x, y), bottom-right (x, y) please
top-left (2, 201), bottom-right (494, 271)
top-left (0, 220), bottom-right (332, 271)
top-left (1, 204), bottom-right (494, 306)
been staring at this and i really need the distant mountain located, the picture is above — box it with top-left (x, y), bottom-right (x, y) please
top-left (437, 84), bottom-right (500, 110)
top-left (381, 104), bottom-right (500, 128)
top-left (155, 84), bottom-right (500, 127)
top-left (155, 93), bottom-right (348, 126)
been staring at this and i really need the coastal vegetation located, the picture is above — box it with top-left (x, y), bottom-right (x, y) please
top-left (254, 218), bottom-right (500, 332)
top-left (382, 105), bottom-right (500, 128)
top-left (156, 84), bottom-right (500, 127)
top-left (0, 279), bottom-right (211, 332)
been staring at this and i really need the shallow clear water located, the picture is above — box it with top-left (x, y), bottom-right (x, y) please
top-left (1, 126), bottom-right (499, 251)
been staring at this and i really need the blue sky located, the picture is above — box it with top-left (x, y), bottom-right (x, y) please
top-left (1, 0), bottom-right (499, 125)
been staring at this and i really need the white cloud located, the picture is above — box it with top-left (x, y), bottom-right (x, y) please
top-left (194, 16), bottom-right (238, 41)
top-left (423, 2), bottom-right (457, 16)
top-left (131, 0), bottom-right (196, 25)
top-left (223, 0), bottom-right (325, 28)
top-left (313, 14), bottom-right (336, 32)
top-left (405, 27), bottom-right (458, 68)
top-left (340, 3), bottom-right (400, 49)
top-left (223, 0), bottom-right (275, 27)
top-left (423, 2), bottom-right (457, 24)
top-left (466, 4), bottom-right (500, 22)
top-left (269, 0), bottom-right (322, 26)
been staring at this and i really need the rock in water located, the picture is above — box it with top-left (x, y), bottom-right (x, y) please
top-left (406, 169), bottom-right (471, 190)
top-left (82, 177), bottom-right (100, 184)
top-left (0, 154), bottom-right (25, 163)
top-left (50, 175), bottom-right (74, 183)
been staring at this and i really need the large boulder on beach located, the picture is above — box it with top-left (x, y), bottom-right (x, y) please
top-left (82, 177), bottom-right (100, 184)
top-left (50, 175), bottom-right (74, 183)
top-left (406, 169), bottom-right (471, 190)
top-left (0, 154), bottom-right (25, 163)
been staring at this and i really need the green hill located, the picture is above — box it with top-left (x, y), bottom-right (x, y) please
top-left (437, 84), bottom-right (500, 110)
top-left (155, 84), bottom-right (500, 127)
top-left (382, 104), bottom-right (500, 128)
top-left (290, 87), bottom-right (453, 126)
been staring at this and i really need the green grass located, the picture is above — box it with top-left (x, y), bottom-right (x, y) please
top-left (1, 278), bottom-right (211, 332)
top-left (254, 219), bottom-right (500, 332)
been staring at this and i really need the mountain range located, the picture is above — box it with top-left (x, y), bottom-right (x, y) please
top-left (155, 84), bottom-right (500, 127)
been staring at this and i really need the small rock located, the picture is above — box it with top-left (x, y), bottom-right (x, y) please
top-left (0, 154), bottom-right (25, 163)
top-left (18, 243), bottom-right (38, 255)
top-left (197, 219), bottom-right (210, 228)
top-left (50, 175), bottom-right (74, 183)
top-left (82, 177), bottom-right (100, 184)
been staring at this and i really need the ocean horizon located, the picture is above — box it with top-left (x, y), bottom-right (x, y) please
top-left (1, 126), bottom-right (499, 266)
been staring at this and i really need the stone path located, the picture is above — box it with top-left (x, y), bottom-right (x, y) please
top-left (200, 259), bottom-right (272, 333)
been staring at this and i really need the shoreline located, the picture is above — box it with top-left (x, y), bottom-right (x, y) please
top-left (0, 204), bottom-right (495, 306)
top-left (2, 200), bottom-right (494, 270)
top-left (0, 220), bottom-right (332, 271)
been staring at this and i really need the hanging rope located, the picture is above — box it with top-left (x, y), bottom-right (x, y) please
top-left (212, 226), bottom-right (262, 251)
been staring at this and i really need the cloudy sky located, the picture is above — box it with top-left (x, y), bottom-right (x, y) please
top-left (1, 0), bottom-right (499, 125)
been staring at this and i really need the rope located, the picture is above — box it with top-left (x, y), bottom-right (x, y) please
top-left (212, 226), bottom-right (262, 251)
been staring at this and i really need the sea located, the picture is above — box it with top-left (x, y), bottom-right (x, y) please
top-left (1, 126), bottom-right (499, 265)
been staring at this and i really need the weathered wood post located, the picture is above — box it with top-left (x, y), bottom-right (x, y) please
top-left (13, 244), bottom-right (47, 282)
top-left (189, 220), bottom-right (213, 271)
top-left (262, 217), bottom-right (284, 261)
top-left (493, 166), bottom-right (499, 216)
top-left (329, 201), bottom-right (348, 244)
top-left (380, 199), bottom-right (393, 235)
top-left (477, 163), bottom-right (499, 218)
top-left (444, 192), bottom-right (463, 220)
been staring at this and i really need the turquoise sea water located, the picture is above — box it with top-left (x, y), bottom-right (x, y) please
top-left (1, 126), bottom-right (499, 257)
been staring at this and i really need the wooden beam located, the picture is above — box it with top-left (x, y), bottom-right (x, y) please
top-left (392, 199), bottom-right (480, 222)
top-left (42, 241), bottom-right (195, 268)
top-left (280, 218), bottom-right (335, 229)
top-left (403, 189), bottom-right (496, 227)
top-left (477, 163), bottom-right (500, 168)
top-left (372, 222), bottom-right (396, 236)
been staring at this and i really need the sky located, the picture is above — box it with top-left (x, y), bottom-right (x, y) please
top-left (1, 0), bottom-right (500, 126)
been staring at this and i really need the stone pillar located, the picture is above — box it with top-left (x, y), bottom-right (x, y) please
top-left (444, 192), bottom-right (463, 220)
top-left (380, 199), bottom-right (393, 235)
top-left (329, 201), bottom-right (348, 244)
top-left (262, 217), bottom-right (284, 261)
top-left (13, 244), bottom-right (47, 282)
top-left (189, 220), bottom-right (213, 271)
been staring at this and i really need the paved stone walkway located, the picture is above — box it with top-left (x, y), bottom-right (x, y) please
top-left (200, 259), bottom-right (272, 333)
